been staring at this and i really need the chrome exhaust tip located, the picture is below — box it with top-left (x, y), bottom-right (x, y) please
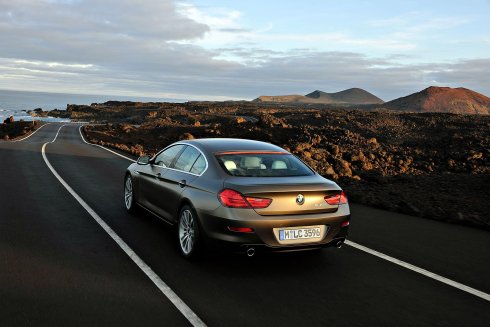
top-left (246, 247), bottom-right (256, 257)
top-left (336, 241), bottom-right (343, 249)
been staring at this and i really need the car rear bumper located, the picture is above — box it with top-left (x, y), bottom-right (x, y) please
top-left (197, 204), bottom-right (350, 251)
top-left (207, 236), bottom-right (348, 256)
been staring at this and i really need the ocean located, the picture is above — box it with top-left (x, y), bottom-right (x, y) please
top-left (0, 89), bottom-right (181, 122)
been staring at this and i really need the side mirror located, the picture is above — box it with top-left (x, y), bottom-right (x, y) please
top-left (137, 155), bottom-right (150, 165)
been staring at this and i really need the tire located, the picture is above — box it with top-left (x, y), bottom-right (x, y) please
top-left (177, 205), bottom-right (202, 259)
top-left (124, 174), bottom-right (137, 213)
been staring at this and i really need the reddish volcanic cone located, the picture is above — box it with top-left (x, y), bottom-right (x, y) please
top-left (384, 86), bottom-right (490, 114)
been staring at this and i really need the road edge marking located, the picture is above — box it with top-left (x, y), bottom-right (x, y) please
top-left (78, 125), bottom-right (136, 162)
top-left (42, 126), bottom-right (206, 327)
top-left (11, 122), bottom-right (51, 142)
top-left (9, 121), bottom-right (88, 143)
top-left (345, 240), bottom-right (490, 302)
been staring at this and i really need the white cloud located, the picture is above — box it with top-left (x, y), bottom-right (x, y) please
top-left (177, 3), bottom-right (241, 29)
top-left (14, 60), bottom-right (95, 70)
top-left (175, 2), bottom-right (260, 52)
top-left (0, 0), bottom-right (488, 101)
top-left (175, 4), bottom-right (416, 56)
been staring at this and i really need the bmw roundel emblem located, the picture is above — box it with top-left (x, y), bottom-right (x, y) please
top-left (296, 194), bottom-right (305, 205)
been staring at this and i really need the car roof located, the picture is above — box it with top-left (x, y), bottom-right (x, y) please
top-left (181, 138), bottom-right (288, 154)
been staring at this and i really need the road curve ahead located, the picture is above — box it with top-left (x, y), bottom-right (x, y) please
top-left (1, 123), bottom-right (489, 327)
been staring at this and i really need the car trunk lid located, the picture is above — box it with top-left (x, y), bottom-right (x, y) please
top-left (223, 175), bottom-right (342, 216)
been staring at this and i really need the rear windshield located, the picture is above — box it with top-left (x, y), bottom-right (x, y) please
top-left (216, 153), bottom-right (314, 177)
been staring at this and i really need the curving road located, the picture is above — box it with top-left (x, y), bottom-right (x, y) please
top-left (1, 123), bottom-right (489, 326)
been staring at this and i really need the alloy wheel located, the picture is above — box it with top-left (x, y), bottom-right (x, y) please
top-left (179, 209), bottom-right (195, 255)
top-left (124, 176), bottom-right (133, 210)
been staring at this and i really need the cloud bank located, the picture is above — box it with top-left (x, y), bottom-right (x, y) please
top-left (0, 0), bottom-right (488, 101)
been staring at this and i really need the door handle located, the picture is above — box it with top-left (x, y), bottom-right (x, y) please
top-left (178, 179), bottom-right (187, 188)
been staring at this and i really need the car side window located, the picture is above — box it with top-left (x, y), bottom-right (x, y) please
top-left (190, 155), bottom-right (206, 175)
top-left (154, 145), bottom-right (186, 167)
top-left (173, 146), bottom-right (201, 172)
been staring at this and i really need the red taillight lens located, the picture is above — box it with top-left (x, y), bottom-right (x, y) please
top-left (218, 189), bottom-right (272, 209)
top-left (219, 189), bottom-right (249, 208)
top-left (339, 191), bottom-right (348, 204)
top-left (324, 191), bottom-right (348, 205)
top-left (245, 197), bottom-right (272, 209)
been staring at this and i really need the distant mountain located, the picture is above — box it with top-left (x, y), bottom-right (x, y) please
top-left (383, 86), bottom-right (490, 115)
top-left (253, 95), bottom-right (316, 103)
top-left (305, 88), bottom-right (384, 104)
top-left (254, 88), bottom-right (384, 105)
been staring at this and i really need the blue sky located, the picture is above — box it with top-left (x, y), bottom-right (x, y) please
top-left (0, 0), bottom-right (488, 101)
top-left (183, 0), bottom-right (489, 62)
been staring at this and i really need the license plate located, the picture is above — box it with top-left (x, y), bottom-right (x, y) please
top-left (279, 227), bottom-right (322, 241)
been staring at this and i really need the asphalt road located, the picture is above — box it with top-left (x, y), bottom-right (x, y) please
top-left (1, 123), bottom-right (489, 326)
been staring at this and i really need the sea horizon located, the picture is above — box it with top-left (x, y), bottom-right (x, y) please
top-left (0, 89), bottom-right (183, 121)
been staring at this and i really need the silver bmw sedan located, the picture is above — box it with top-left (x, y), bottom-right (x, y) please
top-left (124, 138), bottom-right (350, 258)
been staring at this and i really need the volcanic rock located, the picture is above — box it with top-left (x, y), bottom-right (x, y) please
top-left (77, 101), bottom-right (490, 229)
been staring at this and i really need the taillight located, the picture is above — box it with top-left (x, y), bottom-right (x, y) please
top-left (339, 191), bottom-right (348, 204)
top-left (219, 189), bottom-right (249, 208)
top-left (324, 191), bottom-right (348, 205)
top-left (245, 197), bottom-right (272, 209)
top-left (219, 189), bottom-right (272, 209)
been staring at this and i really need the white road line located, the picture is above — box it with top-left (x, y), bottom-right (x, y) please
top-left (345, 240), bottom-right (490, 302)
top-left (76, 124), bottom-right (490, 303)
top-left (51, 124), bottom-right (66, 142)
top-left (11, 122), bottom-right (51, 142)
top-left (42, 126), bottom-right (206, 327)
top-left (10, 121), bottom-right (88, 143)
top-left (78, 125), bottom-right (136, 162)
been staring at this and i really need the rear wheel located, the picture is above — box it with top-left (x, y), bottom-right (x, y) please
top-left (124, 174), bottom-right (137, 213)
top-left (178, 205), bottom-right (202, 259)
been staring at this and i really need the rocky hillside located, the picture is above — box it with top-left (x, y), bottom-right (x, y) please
top-left (254, 88), bottom-right (383, 105)
top-left (383, 86), bottom-right (490, 114)
top-left (305, 88), bottom-right (384, 104)
top-left (75, 101), bottom-right (490, 230)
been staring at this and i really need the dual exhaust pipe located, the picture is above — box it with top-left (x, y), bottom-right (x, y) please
top-left (245, 240), bottom-right (343, 257)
